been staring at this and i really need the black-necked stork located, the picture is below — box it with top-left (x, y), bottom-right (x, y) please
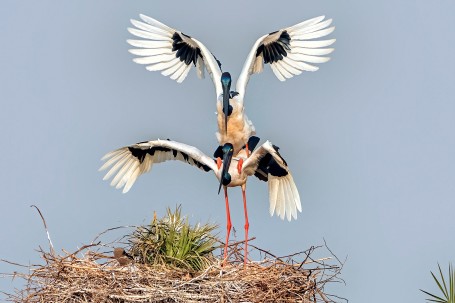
top-left (99, 138), bottom-right (301, 264)
top-left (127, 14), bottom-right (335, 155)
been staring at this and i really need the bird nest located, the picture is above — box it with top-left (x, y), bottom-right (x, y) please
top-left (2, 207), bottom-right (345, 302)
top-left (3, 241), bottom-right (344, 303)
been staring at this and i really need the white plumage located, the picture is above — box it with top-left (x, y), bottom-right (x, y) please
top-left (100, 139), bottom-right (301, 221)
top-left (127, 14), bottom-right (335, 154)
top-left (101, 14), bottom-right (336, 264)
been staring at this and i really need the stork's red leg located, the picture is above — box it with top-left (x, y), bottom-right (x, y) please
top-left (241, 184), bottom-right (249, 265)
top-left (223, 187), bottom-right (232, 265)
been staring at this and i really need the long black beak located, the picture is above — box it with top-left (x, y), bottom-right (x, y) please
top-left (218, 150), bottom-right (233, 194)
top-left (222, 84), bottom-right (230, 135)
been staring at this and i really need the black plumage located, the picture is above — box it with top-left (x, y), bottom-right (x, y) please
top-left (253, 143), bottom-right (289, 181)
top-left (172, 32), bottom-right (201, 66)
top-left (245, 136), bottom-right (260, 151)
top-left (128, 145), bottom-right (211, 172)
top-left (255, 31), bottom-right (291, 64)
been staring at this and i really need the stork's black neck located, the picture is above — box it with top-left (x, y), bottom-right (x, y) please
top-left (222, 91), bottom-right (238, 117)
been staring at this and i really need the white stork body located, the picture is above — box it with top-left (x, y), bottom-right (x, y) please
top-left (100, 139), bottom-right (301, 263)
top-left (127, 15), bottom-right (335, 155)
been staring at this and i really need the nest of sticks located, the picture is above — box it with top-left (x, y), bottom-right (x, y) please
top-left (3, 240), bottom-right (344, 303)
top-left (2, 207), bottom-right (345, 302)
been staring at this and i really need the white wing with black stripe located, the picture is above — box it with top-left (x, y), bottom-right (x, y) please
top-left (127, 14), bottom-right (223, 96)
top-left (99, 139), bottom-right (218, 193)
top-left (236, 16), bottom-right (335, 98)
top-left (243, 141), bottom-right (302, 221)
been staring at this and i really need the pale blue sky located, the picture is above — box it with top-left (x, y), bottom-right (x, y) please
top-left (1, 1), bottom-right (455, 302)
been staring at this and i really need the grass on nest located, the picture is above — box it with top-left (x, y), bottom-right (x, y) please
top-left (128, 205), bottom-right (218, 272)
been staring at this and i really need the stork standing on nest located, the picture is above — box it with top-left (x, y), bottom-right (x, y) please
top-left (99, 138), bottom-right (301, 264)
top-left (127, 14), bottom-right (335, 156)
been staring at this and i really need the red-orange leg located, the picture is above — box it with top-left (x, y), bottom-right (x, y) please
top-left (223, 187), bottom-right (232, 265)
top-left (242, 185), bottom-right (249, 266)
top-left (245, 143), bottom-right (250, 157)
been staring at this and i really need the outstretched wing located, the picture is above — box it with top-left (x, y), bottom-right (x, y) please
top-left (243, 141), bottom-right (302, 221)
top-left (99, 139), bottom-right (218, 193)
top-left (236, 16), bottom-right (335, 98)
top-left (127, 14), bottom-right (222, 96)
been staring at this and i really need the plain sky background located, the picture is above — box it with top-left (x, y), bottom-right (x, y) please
top-left (1, 1), bottom-right (454, 302)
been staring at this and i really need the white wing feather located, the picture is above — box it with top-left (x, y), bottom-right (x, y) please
top-left (236, 16), bottom-right (335, 98)
top-left (128, 15), bottom-right (222, 98)
top-left (100, 139), bottom-right (218, 193)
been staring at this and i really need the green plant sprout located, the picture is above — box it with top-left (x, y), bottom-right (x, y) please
top-left (128, 205), bottom-right (218, 271)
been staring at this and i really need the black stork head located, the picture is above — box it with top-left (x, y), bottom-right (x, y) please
top-left (220, 72), bottom-right (232, 135)
top-left (217, 142), bottom-right (234, 194)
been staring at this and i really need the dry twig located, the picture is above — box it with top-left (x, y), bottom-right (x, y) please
top-left (2, 209), bottom-right (345, 302)
top-left (3, 239), bottom-right (344, 303)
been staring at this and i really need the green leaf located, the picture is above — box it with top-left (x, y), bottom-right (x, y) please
top-left (437, 263), bottom-right (449, 299)
top-left (450, 264), bottom-right (454, 303)
top-left (431, 272), bottom-right (448, 300)
top-left (421, 263), bottom-right (455, 303)
top-left (420, 289), bottom-right (446, 302)
top-left (128, 205), bottom-right (218, 271)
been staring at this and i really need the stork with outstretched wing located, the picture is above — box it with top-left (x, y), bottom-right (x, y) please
top-left (99, 138), bottom-right (301, 264)
top-left (127, 14), bottom-right (335, 156)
